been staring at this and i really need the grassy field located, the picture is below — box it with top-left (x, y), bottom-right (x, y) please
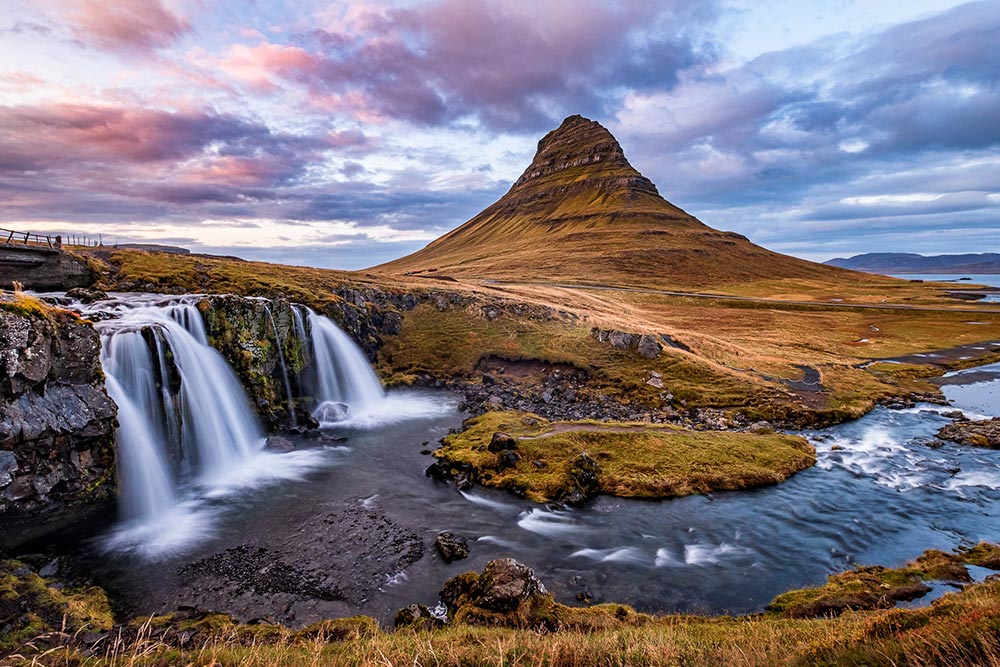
top-left (433, 411), bottom-right (815, 502)
top-left (79, 247), bottom-right (1000, 427)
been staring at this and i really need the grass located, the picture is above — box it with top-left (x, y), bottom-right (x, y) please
top-left (0, 282), bottom-right (81, 322)
top-left (8, 560), bottom-right (1000, 667)
top-left (433, 411), bottom-right (815, 502)
top-left (81, 248), bottom-right (1000, 428)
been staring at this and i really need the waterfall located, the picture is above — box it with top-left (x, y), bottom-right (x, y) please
top-left (97, 301), bottom-right (266, 520)
top-left (299, 307), bottom-right (386, 423)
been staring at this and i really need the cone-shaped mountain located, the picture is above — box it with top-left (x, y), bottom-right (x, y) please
top-left (374, 115), bottom-right (859, 288)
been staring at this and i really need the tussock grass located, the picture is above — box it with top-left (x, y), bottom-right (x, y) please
top-left (434, 411), bottom-right (815, 502)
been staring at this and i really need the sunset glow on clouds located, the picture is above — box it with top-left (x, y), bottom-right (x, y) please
top-left (1, 0), bottom-right (997, 268)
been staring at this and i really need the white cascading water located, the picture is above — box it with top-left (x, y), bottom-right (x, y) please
top-left (83, 294), bottom-right (450, 556)
top-left (300, 307), bottom-right (386, 424)
top-left (97, 301), bottom-right (266, 510)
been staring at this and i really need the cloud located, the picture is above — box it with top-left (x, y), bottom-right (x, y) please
top-left (47, 0), bottom-right (191, 54)
top-left (231, 0), bottom-right (719, 130)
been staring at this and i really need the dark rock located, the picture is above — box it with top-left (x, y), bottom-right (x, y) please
top-left (0, 306), bottom-right (117, 548)
top-left (496, 450), bottom-right (521, 472)
top-left (394, 603), bottom-right (442, 630)
top-left (636, 334), bottom-right (663, 359)
top-left (562, 451), bottom-right (601, 505)
top-left (265, 436), bottom-right (294, 453)
top-left (938, 418), bottom-right (1000, 449)
top-left (435, 532), bottom-right (470, 563)
top-left (487, 431), bottom-right (518, 452)
top-left (39, 557), bottom-right (59, 578)
top-left (65, 287), bottom-right (108, 304)
top-left (472, 558), bottom-right (547, 612)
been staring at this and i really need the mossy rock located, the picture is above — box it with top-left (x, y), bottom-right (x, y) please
top-left (0, 560), bottom-right (114, 653)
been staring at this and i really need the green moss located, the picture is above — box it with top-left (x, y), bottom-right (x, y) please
top-left (435, 411), bottom-right (815, 502)
top-left (0, 560), bottom-right (114, 653)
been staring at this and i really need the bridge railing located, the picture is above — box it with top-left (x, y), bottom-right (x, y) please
top-left (0, 228), bottom-right (61, 250)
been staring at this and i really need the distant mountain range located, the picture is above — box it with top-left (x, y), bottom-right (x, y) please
top-left (825, 253), bottom-right (1000, 275)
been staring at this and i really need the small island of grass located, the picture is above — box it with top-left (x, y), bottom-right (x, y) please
top-left (431, 411), bottom-right (816, 503)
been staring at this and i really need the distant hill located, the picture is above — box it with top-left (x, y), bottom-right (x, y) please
top-left (373, 115), bottom-right (873, 289)
top-left (119, 243), bottom-right (190, 255)
top-left (826, 253), bottom-right (1000, 274)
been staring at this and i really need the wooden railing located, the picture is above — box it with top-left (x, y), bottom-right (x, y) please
top-left (0, 228), bottom-right (61, 250)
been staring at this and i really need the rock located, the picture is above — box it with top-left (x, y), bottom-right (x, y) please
top-left (394, 603), bottom-right (442, 629)
top-left (265, 436), bottom-right (294, 453)
top-left (65, 287), bottom-right (108, 304)
top-left (748, 421), bottom-right (774, 434)
top-left (472, 558), bottom-right (547, 612)
top-left (607, 330), bottom-right (635, 349)
top-left (0, 306), bottom-right (117, 548)
top-left (563, 451), bottom-right (601, 505)
top-left (636, 335), bottom-right (663, 359)
top-left (487, 431), bottom-right (518, 452)
top-left (39, 557), bottom-right (59, 578)
top-left (313, 402), bottom-right (349, 423)
top-left (435, 532), bottom-right (470, 563)
top-left (496, 450), bottom-right (521, 472)
top-left (646, 374), bottom-right (664, 388)
top-left (937, 418), bottom-right (1000, 449)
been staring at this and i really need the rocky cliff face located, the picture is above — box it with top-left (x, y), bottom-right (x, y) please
top-left (0, 304), bottom-right (117, 548)
top-left (0, 246), bottom-right (96, 291)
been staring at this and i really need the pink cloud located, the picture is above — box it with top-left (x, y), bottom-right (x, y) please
top-left (56, 0), bottom-right (191, 54)
top-left (217, 42), bottom-right (321, 92)
top-left (232, 0), bottom-right (714, 129)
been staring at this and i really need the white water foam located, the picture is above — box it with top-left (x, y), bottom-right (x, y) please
top-left (517, 508), bottom-right (586, 536)
top-left (570, 546), bottom-right (647, 565)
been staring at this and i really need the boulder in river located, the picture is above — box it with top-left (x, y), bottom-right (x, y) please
top-left (435, 532), bottom-right (469, 563)
top-left (937, 417), bottom-right (1000, 449)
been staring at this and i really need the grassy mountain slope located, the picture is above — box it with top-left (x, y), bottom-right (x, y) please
top-left (374, 115), bottom-right (887, 291)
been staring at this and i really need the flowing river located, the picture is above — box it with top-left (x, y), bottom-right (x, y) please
top-left (38, 295), bottom-right (1000, 626)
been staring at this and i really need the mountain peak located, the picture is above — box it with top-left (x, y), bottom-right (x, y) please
top-left (509, 115), bottom-right (658, 196)
top-left (374, 115), bottom-right (849, 289)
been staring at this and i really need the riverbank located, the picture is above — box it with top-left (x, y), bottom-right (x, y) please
top-left (4, 545), bottom-right (1000, 667)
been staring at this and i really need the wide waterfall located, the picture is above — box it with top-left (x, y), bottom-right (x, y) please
top-left (97, 300), bottom-right (268, 517)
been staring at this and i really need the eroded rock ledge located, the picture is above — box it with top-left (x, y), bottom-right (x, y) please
top-left (0, 302), bottom-right (117, 548)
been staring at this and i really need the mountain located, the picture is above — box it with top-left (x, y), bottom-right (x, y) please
top-left (826, 253), bottom-right (1000, 275)
top-left (373, 115), bottom-right (865, 289)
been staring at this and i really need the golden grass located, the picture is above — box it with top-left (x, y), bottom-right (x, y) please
top-left (12, 583), bottom-right (1000, 667)
top-left (433, 411), bottom-right (815, 502)
top-left (82, 248), bottom-right (1000, 426)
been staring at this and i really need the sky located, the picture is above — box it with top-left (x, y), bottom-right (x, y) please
top-left (0, 0), bottom-right (997, 269)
